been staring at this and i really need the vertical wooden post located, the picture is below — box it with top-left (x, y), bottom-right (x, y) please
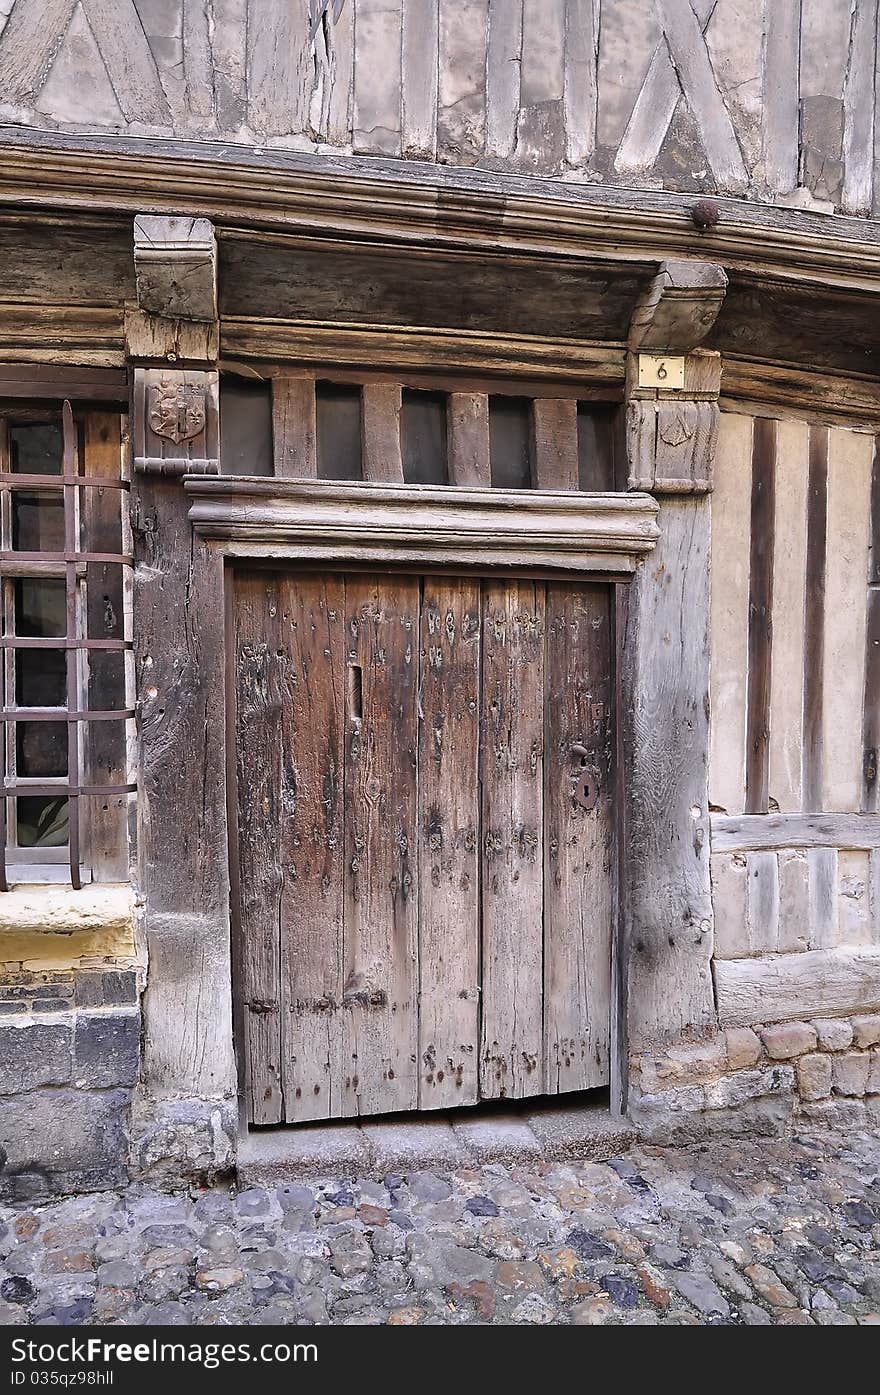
top-left (128, 217), bottom-right (238, 1116)
top-left (619, 261), bottom-right (727, 1107)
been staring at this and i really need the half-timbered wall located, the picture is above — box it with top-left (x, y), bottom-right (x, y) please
top-left (0, 0), bottom-right (878, 215)
top-left (709, 410), bottom-right (880, 1016)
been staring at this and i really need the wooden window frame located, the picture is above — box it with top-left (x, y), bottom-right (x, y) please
top-left (0, 400), bottom-right (135, 889)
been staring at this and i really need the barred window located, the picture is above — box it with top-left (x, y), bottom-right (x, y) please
top-left (0, 402), bottom-right (133, 888)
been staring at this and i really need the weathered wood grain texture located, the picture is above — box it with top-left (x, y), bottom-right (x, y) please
top-left (124, 311), bottom-right (218, 366)
top-left (275, 573), bottom-right (346, 1121)
top-left (622, 497), bottom-right (716, 1046)
top-left (310, 0), bottom-right (354, 143)
top-left (777, 848), bottom-right (809, 954)
top-left (628, 260), bottom-right (727, 353)
top-left (418, 578), bottom-right (480, 1109)
top-left (746, 850), bottom-right (778, 954)
top-left (543, 582), bottom-right (612, 1092)
top-left (186, 475), bottom-right (660, 577)
top-left (763, 0), bottom-right (800, 195)
top-left (447, 392), bottom-right (490, 486)
top-left (842, 0), bottom-right (878, 215)
top-left (531, 397), bottom-right (578, 490)
top-left (710, 852), bottom-right (749, 959)
top-left (802, 424), bottom-right (828, 811)
top-left (480, 579), bottom-right (544, 1098)
top-left (232, 575), bottom-right (285, 1124)
top-left (614, 0), bottom-right (711, 175)
top-left (182, 0), bottom-right (215, 123)
top-left (353, 0), bottom-right (402, 155)
top-left (360, 384), bottom-right (403, 483)
top-left (133, 215), bottom-right (217, 323)
top-left (821, 428), bottom-right (872, 811)
top-left (272, 376), bottom-right (317, 478)
top-left (485, 0), bottom-right (522, 158)
top-left (402, 0), bottom-right (438, 158)
top-left (133, 478), bottom-right (234, 1098)
top-left (714, 945), bottom-right (880, 1027)
top-left (626, 400), bottom-right (719, 493)
top-left (246, 0), bottom-right (311, 137)
top-left (563, 0), bottom-right (597, 166)
top-left (711, 812), bottom-right (880, 853)
top-left (768, 419), bottom-right (808, 813)
top-left (808, 846), bottom-right (838, 950)
top-left (744, 417), bottom-right (775, 814)
top-left (708, 412), bottom-right (752, 815)
top-left (342, 576), bottom-right (419, 1115)
top-left (862, 442), bottom-right (880, 812)
top-left (83, 412), bottom-right (128, 883)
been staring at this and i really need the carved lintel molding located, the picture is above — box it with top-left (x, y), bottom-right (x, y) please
top-left (185, 478), bottom-right (660, 577)
top-left (133, 215), bottom-right (218, 323)
top-left (628, 260), bottom-right (728, 353)
top-left (132, 366), bottom-right (219, 476)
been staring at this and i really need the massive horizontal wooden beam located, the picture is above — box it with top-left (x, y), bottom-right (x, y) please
top-left (714, 947), bottom-right (880, 1026)
top-left (711, 812), bottom-right (880, 852)
top-left (1, 130), bottom-right (878, 293)
top-left (185, 478), bottom-right (659, 577)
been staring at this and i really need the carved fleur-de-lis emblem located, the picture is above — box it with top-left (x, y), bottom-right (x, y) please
top-left (148, 381), bottom-right (207, 445)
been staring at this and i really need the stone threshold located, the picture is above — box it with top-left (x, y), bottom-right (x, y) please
top-left (238, 1097), bottom-right (635, 1184)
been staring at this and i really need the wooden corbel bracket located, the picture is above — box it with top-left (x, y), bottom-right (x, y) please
top-left (625, 260), bottom-right (728, 495)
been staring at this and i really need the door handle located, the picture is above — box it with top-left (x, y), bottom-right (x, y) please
top-left (570, 743), bottom-right (589, 761)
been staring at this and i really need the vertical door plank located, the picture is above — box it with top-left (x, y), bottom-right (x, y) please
top-left (277, 574), bottom-right (346, 1122)
top-left (709, 413), bottom-right (753, 814)
top-left (531, 398), bottom-right (579, 490)
top-left (768, 419), bottom-right (809, 812)
top-left (543, 582), bottom-right (613, 1093)
top-left (83, 412), bottom-right (128, 881)
top-left (361, 384), bottom-right (403, 482)
top-left (233, 573), bottom-right (284, 1124)
top-left (272, 376), bottom-right (317, 478)
top-left (418, 578), bottom-right (481, 1109)
top-left (821, 427), bottom-right (872, 811)
top-left (447, 392), bottom-right (490, 487)
top-left (480, 579), bottom-right (545, 1100)
top-left (342, 576), bottom-right (419, 1115)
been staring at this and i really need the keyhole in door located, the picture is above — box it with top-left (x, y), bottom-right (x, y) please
top-left (348, 663), bottom-right (363, 722)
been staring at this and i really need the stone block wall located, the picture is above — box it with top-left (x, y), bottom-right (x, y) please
top-left (0, 888), bottom-right (144, 1202)
top-left (0, 972), bottom-right (140, 1202)
top-left (629, 1014), bottom-right (880, 1143)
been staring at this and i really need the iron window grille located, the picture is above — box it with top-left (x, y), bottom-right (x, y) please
top-left (0, 401), bottom-right (135, 890)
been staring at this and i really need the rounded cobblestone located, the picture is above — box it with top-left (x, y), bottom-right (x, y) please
top-left (1, 1123), bottom-right (880, 1325)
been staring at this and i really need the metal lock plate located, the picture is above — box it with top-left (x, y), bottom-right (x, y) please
top-left (574, 768), bottom-right (600, 812)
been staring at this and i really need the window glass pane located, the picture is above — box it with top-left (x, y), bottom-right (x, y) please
top-left (13, 492), bottom-right (64, 551)
top-left (489, 397), bottom-right (532, 489)
top-left (316, 384), bottom-right (363, 480)
top-left (9, 423), bottom-right (63, 475)
top-left (15, 578), bottom-right (66, 637)
top-left (401, 390), bottom-right (448, 485)
top-left (16, 649), bottom-right (66, 707)
top-left (16, 795), bottom-right (68, 848)
top-left (17, 721), bottom-right (67, 777)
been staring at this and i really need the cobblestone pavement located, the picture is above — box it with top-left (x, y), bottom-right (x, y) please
top-left (2, 1124), bottom-right (880, 1326)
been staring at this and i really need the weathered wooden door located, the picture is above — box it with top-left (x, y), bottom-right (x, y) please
top-left (231, 569), bottom-right (614, 1125)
